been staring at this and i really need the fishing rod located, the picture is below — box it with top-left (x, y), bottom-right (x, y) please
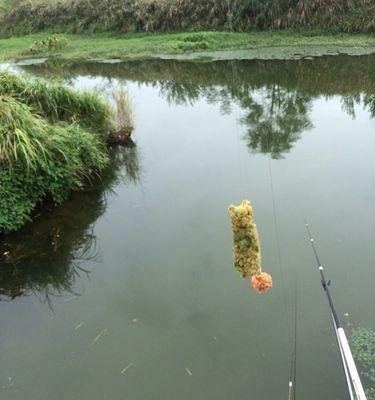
top-left (305, 222), bottom-right (367, 400)
top-left (287, 274), bottom-right (298, 400)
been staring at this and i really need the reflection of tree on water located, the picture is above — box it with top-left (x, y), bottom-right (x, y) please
top-left (22, 55), bottom-right (375, 159)
top-left (342, 93), bottom-right (375, 120)
top-left (0, 142), bottom-right (141, 302)
top-left (240, 86), bottom-right (312, 159)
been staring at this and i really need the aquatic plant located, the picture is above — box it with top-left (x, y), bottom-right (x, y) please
top-left (107, 86), bottom-right (134, 144)
top-left (351, 327), bottom-right (375, 381)
top-left (112, 87), bottom-right (134, 131)
top-left (351, 327), bottom-right (375, 399)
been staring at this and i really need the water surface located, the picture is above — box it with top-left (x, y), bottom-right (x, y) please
top-left (1, 55), bottom-right (375, 400)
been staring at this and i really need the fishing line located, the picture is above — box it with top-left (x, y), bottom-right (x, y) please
top-left (263, 96), bottom-right (294, 367)
top-left (231, 65), bottom-right (296, 398)
top-left (232, 61), bottom-right (247, 199)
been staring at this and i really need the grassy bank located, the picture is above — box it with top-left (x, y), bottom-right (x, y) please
top-left (1, 31), bottom-right (375, 62)
top-left (0, 72), bottom-right (116, 234)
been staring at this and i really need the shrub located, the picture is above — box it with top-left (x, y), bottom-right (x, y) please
top-left (0, 74), bottom-right (112, 234)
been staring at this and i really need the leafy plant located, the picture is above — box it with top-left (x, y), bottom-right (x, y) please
top-left (29, 34), bottom-right (69, 53)
top-left (351, 327), bottom-right (375, 399)
top-left (0, 73), bottom-right (114, 234)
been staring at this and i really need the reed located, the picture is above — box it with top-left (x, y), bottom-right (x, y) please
top-left (112, 86), bottom-right (134, 133)
top-left (0, 0), bottom-right (373, 35)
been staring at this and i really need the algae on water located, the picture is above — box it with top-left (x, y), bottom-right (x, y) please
top-left (228, 199), bottom-right (272, 293)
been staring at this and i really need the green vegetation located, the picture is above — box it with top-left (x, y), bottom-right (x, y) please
top-left (0, 72), bottom-right (114, 234)
top-left (0, 72), bottom-right (112, 133)
top-left (0, 31), bottom-right (374, 62)
top-left (351, 327), bottom-right (375, 399)
top-left (0, 143), bottom-right (140, 301)
top-left (0, 0), bottom-right (373, 36)
top-left (29, 34), bottom-right (69, 53)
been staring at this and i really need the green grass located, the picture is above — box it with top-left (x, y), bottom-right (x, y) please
top-left (0, 31), bottom-right (375, 61)
top-left (0, 0), bottom-right (14, 16)
top-left (0, 72), bottom-right (112, 134)
top-left (0, 72), bottom-right (113, 234)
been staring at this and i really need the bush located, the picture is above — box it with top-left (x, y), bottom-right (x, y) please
top-left (0, 73), bottom-right (111, 234)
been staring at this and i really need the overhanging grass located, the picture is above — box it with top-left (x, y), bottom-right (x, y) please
top-left (0, 31), bottom-right (375, 62)
top-left (0, 72), bottom-right (112, 135)
top-left (0, 72), bottom-right (111, 234)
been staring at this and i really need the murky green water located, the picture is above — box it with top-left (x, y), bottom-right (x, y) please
top-left (1, 55), bottom-right (375, 400)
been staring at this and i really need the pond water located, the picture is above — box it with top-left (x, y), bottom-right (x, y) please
top-left (1, 55), bottom-right (375, 400)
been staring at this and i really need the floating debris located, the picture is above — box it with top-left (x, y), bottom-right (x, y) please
top-left (89, 328), bottom-right (108, 347)
top-left (121, 362), bottom-right (135, 375)
top-left (64, 296), bottom-right (77, 303)
top-left (228, 199), bottom-right (273, 293)
top-left (185, 368), bottom-right (193, 376)
top-left (74, 322), bottom-right (84, 331)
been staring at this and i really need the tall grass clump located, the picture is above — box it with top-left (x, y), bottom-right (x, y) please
top-left (112, 87), bottom-right (134, 132)
top-left (0, 73), bottom-right (112, 136)
top-left (107, 86), bottom-right (134, 144)
top-left (0, 72), bottom-right (113, 234)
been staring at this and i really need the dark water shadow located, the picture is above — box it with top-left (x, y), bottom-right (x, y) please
top-left (0, 143), bottom-right (142, 303)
